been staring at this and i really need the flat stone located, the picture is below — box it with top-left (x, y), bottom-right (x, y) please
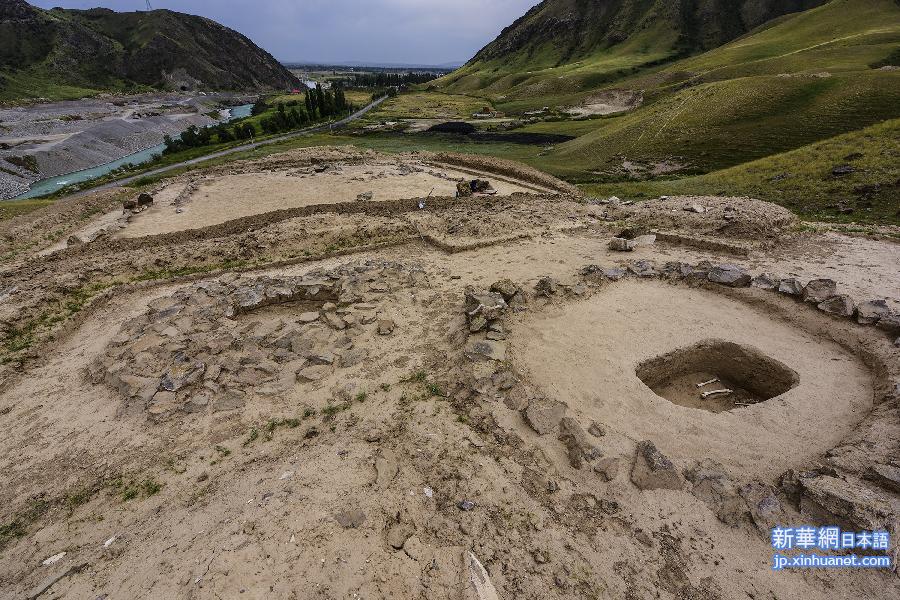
top-left (708, 264), bottom-right (751, 287)
top-left (297, 311), bottom-right (320, 323)
top-left (489, 279), bottom-right (520, 301)
top-left (464, 339), bottom-right (507, 362)
top-left (603, 268), bottom-right (626, 281)
top-left (377, 319), bottom-right (396, 335)
top-left (777, 278), bottom-right (804, 296)
top-left (632, 234), bottom-right (656, 247)
top-left (802, 279), bottom-right (837, 304)
top-left (631, 440), bottom-right (684, 491)
top-left (159, 357), bottom-right (205, 392)
top-left (523, 397), bottom-right (567, 435)
top-left (738, 481), bottom-right (784, 534)
top-left (864, 464), bottom-right (900, 494)
top-left (876, 311), bottom-right (900, 335)
top-left (558, 416), bottom-right (599, 468)
top-left (817, 294), bottom-right (856, 317)
top-left (751, 273), bottom-right (779, 290)
top-left (628, 260), bottom-right (658, 278)
top-left (856, 299), bottom-right (890, 325)
top-left (685, 459), bottom-right (747, 527)
top-left (211, 389), bottom-right (245, 412)
top-left (297, 365), bottom-right (332, 381)
top-left (799, 475), bottom-right (894, 531)
top-left (608, 237), bottom-right (635, 252)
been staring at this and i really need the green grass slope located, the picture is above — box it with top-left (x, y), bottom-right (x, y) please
top-left (542, 0), bottom-right (900, 175)
top-left (436, 0), bottom-right (828, 107)
top-left (582, 118), bottom-right (900, 225)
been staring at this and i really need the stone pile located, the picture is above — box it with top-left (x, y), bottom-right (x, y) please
top-left (90, 260), bottom-right (423, 421)
top-left (579, 260), bottom-right (900, 339)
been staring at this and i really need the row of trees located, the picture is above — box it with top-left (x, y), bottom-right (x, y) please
top-left (349, 71), bottom-right (439, 88)
top-left (163, 86), bottom-right (354, 154)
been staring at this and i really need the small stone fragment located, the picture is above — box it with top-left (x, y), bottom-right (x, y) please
top-left (631, 440), bottom-right (684, 491)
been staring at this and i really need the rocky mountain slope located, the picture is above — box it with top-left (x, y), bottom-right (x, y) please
top-left (0, 0), bottom-right (299, 101)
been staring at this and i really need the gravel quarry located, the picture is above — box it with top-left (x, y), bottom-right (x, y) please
top-left (0, 146), bottom-right (898, 599)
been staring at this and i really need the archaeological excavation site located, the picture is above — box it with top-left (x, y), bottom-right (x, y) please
top-left (0, 146), bottom-right (898, 599)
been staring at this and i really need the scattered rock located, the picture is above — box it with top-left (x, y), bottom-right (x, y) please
top-left (856, 299), bottom-right (889, 325)
top-left (377, 319), bottom-right (396, 335)
top-left (685, 204), bottom-right (706, 214)
top-left (831, 165), bottom-right (854, 176)
top-left (465, 339), bottom-right (507, 362)
top-left (608, 238), bottom-right (635, 252)
top-left (707, 265), bottom-right (751, 287)
top-left (558, 416), bottom-right (599, 468)
top-left (457, 500), bottom-right (476, 511)
top-left (684, 460), bottom-right (747, 527)
top-left (603, 268), bottom-right (626, 281)
top-left (817, 295), bottom-right (856, 318)
top-left (799, 475), bottom-right (894, 531)
top-left (489, 279), bottom-right (519, 301)
top-left (864, 464), bottom-right (900, 494)
top-left (876, 311), bottom-right (900, 335)
top-left (356, 191), bottom-right (374, 202)
top-left (628, 260), bottom-right (658, 278)
top-left (523, 397), bottom-right (567, 435)
top-left (297, 311), bottom-right (320, 324)
top-left (751, 273), bottom-right (780, 290)
top-left (464, 289), bottom-right (507, 331)
top-left (777, 278), bottom-right (804, 296)
top-left (630, 441), bottom-right (684, 491)
top-left (802, 279), bottom-right (837, 304)
top-left (738, 481), bottom-right (784, 535)
top-left (534, 276), bottom-right (559, 297)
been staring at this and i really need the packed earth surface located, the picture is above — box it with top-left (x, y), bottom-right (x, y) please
top-left (0, 146), bottom-right (898, 600)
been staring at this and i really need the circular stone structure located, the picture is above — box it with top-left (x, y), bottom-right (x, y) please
top-left (511, 279), bottom-right (874, 479)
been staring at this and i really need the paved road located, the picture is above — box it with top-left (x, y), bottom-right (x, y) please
top-left (66, 96), bottom-right (388, 198)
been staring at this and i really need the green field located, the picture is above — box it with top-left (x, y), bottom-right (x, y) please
top-left (372, 92), bottom-right (492, 120)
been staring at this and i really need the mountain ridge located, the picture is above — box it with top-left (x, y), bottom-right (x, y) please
top-left (0, 0), bottom-right (299, 101)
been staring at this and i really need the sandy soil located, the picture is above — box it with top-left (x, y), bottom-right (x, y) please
top-left (512, 280), bottom-right (873, 479)
top-left (0, 146), bottom-right (898, 600)
top-left (116, 161), bottom-right (545, 238)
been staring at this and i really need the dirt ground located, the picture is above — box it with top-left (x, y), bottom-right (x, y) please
top-left (117, 158), bottom-right (548, 239)
top-left (0, 146), bottom-right (898, 600)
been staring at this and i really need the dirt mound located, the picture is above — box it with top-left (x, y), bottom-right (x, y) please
top-left (614, 195), bottom-right (798, 241)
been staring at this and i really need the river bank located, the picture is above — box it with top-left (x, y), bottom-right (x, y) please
top-left (0, 92), bottom-right (255, 200)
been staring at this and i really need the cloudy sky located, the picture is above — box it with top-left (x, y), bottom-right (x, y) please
top-left (31, 0), bottom-right (540, 65)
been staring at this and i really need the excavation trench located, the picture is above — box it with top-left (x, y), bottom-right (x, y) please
top-left (635, 339), bottom-right (800, 413)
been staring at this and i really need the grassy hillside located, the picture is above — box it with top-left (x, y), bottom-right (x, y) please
top-left (436, 0), bottom-right (829, 107)
top-left (531, 0), bottom-right (900, 176)
top-left (582, 118), bottom-right (900, 225)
